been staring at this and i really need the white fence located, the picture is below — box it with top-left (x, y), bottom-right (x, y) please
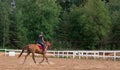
top-left (0, 49), bottom-right (120, 60)
top-left (47, 50), bottom-right (120, 61)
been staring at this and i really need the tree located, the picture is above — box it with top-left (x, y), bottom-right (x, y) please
top-left (68, 0), bottom-right (111, 50)
top-left (36, 0), bottom-right (61, 40)
top-left (14, 0), bottom-right (61, 48)
top-left (107, 0), bottom-right (120, 49)
top-left (0, 0), bottom-right (10, 48)
top-left (85, 0), bottom-right (111, 49)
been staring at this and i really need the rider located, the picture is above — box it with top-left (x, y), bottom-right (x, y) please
top-left (37, 32), bottom-right (46, 53)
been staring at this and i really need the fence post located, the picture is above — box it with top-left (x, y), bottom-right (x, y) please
top-left (94, 52), bottom-right (95, 59)
top-left (79, 52), bottom-right (80, 59)
top-left (114, 51), bottom-right (116, 61)
top-left (62, 51), bottom-right (64, 57)
top-left (73, 51), bottom-right (75, 59)
top-left (53, 51), bottom-right (55, 57)
top-left (5, 49), bottom-right (6, 56)
top-left (58, 51), bottom-right (59, 58)
top-left (86, 52), bottom-right (88, 59)
top-left (103, 51), bottom-right (105, 60)
top-left (67, 51), bottom-right (68, 58)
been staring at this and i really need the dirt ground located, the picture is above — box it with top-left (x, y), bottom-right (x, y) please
top-left (0, 55), bottom-right (120, 70)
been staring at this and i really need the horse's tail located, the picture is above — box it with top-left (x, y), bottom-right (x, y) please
top-left (18, 46), bottom-right (28, 58)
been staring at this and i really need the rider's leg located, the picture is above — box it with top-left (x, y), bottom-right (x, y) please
top-left (40, 43), bottom-right (45, 53)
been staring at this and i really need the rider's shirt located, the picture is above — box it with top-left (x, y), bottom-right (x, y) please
top-left (37, 35), bottom-right (43, 44)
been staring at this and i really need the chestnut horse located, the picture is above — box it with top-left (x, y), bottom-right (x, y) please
top-left (18, 41), bottom-right (51, 64)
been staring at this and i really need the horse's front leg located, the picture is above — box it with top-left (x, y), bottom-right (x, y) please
top-left (31, 52), bottom-right (36, 64)
top-left (44, 54), bottom-right (49, 64)
top-left (39, 54), bottom-right (45, 64)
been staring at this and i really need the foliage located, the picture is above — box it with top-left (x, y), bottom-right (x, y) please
top-left (66, 0), bottom-right (111, 50)
top-left (0, 0), bottom-right (119, 50)
top-left (15, 0), bottom-right (61, 48)
top-left (84, 0), bottom-right (111, 49)
top-left (0, 0), bottom-right (10, 48)
top-left (106, 0), bottom-right (120, 49)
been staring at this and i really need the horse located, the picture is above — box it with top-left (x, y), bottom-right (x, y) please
top-left (18, 41), bottom-right (51, 64)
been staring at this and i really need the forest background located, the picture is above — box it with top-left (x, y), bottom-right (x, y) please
top-left (0, 0), bottom-right (120, 50)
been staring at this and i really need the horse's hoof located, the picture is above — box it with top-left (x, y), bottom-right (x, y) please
top-left (46, 61), bottom-right (49, 64)
top-left (39, 62), bottom-right (42, 64)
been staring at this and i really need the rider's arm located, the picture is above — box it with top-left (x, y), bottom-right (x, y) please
top-left (42, 37), bottom-right (45, 43)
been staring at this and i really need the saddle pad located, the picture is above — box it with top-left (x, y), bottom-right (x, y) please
top-left (38, 45), bottom-right (43, 49)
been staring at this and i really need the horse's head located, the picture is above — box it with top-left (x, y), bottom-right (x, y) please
top-left (45, 41), bottom-right (51, 49)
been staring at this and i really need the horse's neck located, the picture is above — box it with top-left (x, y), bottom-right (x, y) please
top-left (45, 46), bottom-right (48, 50)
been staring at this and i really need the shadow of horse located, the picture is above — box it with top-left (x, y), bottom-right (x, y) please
top-left (18, 41), bottom-right (51, 64)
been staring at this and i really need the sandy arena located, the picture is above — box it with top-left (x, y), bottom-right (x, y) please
top-left (0, 55), bottom-right (120, 70)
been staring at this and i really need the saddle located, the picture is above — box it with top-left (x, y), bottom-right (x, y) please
top-left (38, 44), bottom-right (43, 50)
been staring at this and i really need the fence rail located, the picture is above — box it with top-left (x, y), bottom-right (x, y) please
top-left (0, 49), bottom-right (120, 61)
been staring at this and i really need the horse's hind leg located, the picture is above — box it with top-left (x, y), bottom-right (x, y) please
top-left (23, 51), bottom-right (30, 64)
